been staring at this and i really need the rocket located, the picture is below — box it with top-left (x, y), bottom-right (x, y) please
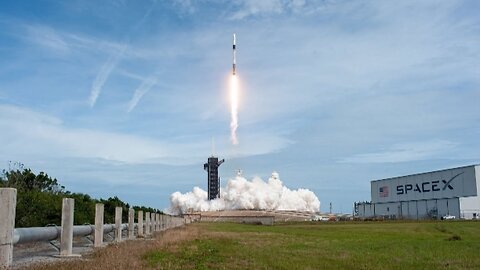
top-left (232, 33), bottom-right (236, 75)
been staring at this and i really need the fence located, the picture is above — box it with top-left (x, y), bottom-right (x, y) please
top-left (0, 188), bottom-right (188, 268)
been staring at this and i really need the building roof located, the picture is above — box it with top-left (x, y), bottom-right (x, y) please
top-left (371, 164), bottom-right (480, 183)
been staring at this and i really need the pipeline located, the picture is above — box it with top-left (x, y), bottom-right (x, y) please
top-left (13, 224), bottom-right (128, 245)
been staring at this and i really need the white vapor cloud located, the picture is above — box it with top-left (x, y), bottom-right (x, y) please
top-left (127, 75), bottom-right (157, 113)
top-left (168, 171), bottom-right (320, 214)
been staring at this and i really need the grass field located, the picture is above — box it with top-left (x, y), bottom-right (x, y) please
top-left (144, 221), bottom-right (480, 270)
top-left (24, 221), bottom-right (480, 270)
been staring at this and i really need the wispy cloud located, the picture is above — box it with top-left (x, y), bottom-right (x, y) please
top-left (127, 75), bottom-right (157, 113)
top-left (340, 140), bottom-right (459, 164)
top-left (0, 104), bottom-right (291, 165)
top-left (24, 24), bottom-right (69, 54)
top-left (173, 0), bottom-right (196, 15)
top-left (13, 20), bottom-right (129, 57)
top-left (231, 0), bottom-right (308, 19)
top-left (0, 104), bottom-right (174, 164)
top-left (231, 0), bottom-right (284, 19)
top-left (88, 46), bottom-right (126, 107)
top-left (221, 132), bottom-right (294, 158)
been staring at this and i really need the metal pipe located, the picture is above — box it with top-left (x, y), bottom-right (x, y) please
top-left (13, 224), bottom-right (129, 245)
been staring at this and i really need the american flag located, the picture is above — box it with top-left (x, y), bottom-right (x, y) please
top-left (379, 186), bottom-right (389, 197)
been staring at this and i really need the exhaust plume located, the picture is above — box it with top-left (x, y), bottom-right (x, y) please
top-left (167, 172), bottom-right (320, 215)
top-left (230, 75), bottom-right (239, 145)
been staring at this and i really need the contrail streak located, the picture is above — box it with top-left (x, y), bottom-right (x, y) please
top-left (88, 53), bottom-right (121, 107)
top-left (127, 76), bottom-right (157, 113)
top-left (88, 1), bottom-right (156, 108)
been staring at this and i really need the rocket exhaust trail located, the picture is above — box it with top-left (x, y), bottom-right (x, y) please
top-left (230, 33), bottom-right (239, 145)
top-left (230, 75), bottom-right (239, 145)
top-left (232, 33), bottom-right (236, 75)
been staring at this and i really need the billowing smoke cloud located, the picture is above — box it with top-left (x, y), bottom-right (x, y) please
top-left (167, 172), bottom-right (320, 215)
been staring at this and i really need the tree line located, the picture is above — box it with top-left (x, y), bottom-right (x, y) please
top-left (0, 163), bottom-right (163, 227)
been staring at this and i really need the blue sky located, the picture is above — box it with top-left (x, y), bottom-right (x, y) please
top-left (0, 0), bottom-right (479, 213)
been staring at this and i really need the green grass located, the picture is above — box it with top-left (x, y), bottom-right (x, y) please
top-left (144, 221), bottom-right (480, 270)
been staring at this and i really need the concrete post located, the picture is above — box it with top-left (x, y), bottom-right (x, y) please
top-left (156, 213), bottom-right (160, 231)
top-left (150, 213), bottom-right (155, 233)
top-left (0, 188), bottom-right (16, 268)
top-left (59, 198), bottom-right (79, 257)
top-left (150, 212), bottom-right (155, 233)
top-left (115, 207), bottom-right (122, 242)
top-left (128, 208), bottom-right (134, 239)
top-left (153, 213), bottom-right (157, 231)
top-left (94, 203), bottom-right (104, 247)
top-left (137, 211), bottom-right (144, 238)
top-left (145, 212), bottom-right (150, 235)
top-left (159, 214), bottom-right (163, 230)
top-left (153, 213), bottom-right (157, 232)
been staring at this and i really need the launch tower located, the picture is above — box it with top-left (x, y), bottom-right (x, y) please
top-left (204, 156), bottom-right (224, 200)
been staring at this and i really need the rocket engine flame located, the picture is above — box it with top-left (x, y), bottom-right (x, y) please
top-left (230, 75), bottom-right (239, 145)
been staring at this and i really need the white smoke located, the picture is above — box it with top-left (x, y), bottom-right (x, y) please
top-left (167, 172), bottom-right (320, 215)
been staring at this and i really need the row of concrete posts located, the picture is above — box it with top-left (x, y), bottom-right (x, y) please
top-left (0, 188), bottom-right (186, 268)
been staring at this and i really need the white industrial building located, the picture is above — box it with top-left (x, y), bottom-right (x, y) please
top-left (356, 165), bottom-right (480, 220)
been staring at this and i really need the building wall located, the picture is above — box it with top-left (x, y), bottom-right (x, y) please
top-left (371, 165), bottom-right (478, 203)
top-left (460, 196), bottom-right (480, 219)
top-left (476, 166), bottom-right (480, 196)
top-left (357, 165), bottom-right (480, 220)
top-left (373, 202), bottom-right (399, 217)
top-left (357, 203), bottom-right (374, 217)
top-left (357, 198), bottom-right (462, 219)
